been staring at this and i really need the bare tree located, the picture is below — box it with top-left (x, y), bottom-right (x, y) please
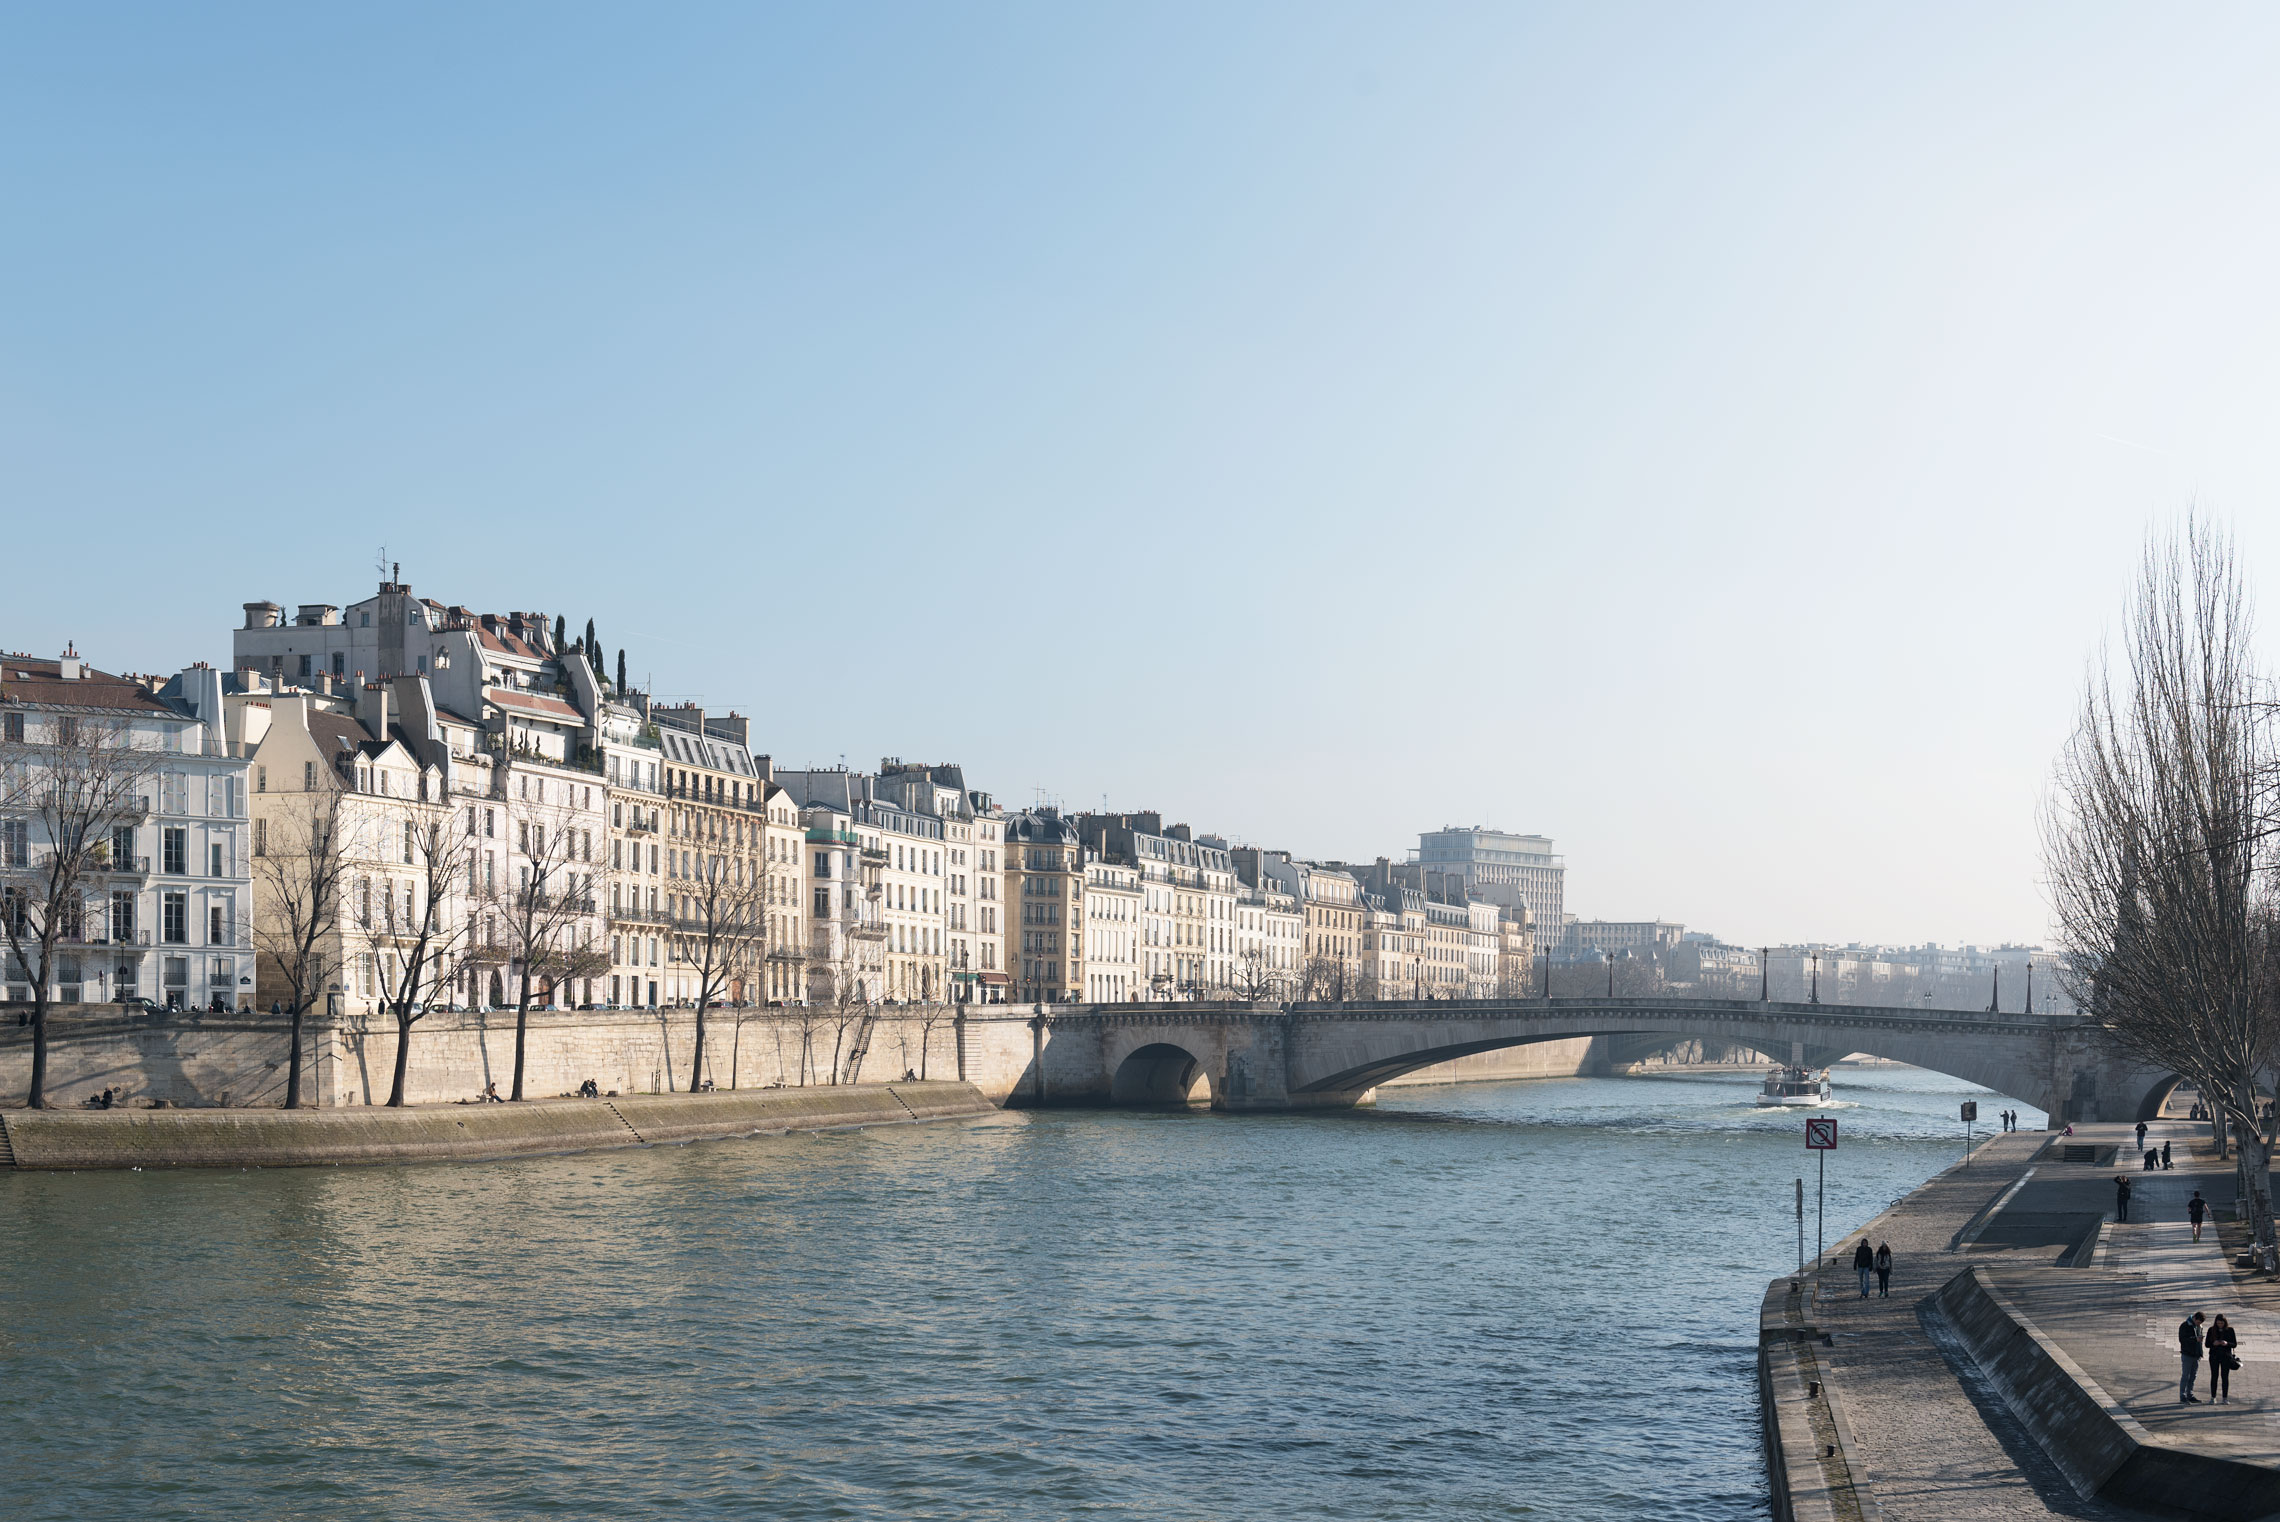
top-left (357, 814), bottom-right (474, 1107)
top-left (0, 716), bottom-right (159, 1108)
top-left (251, 791), bottom-right (349, 1108)
top-left (478, 798), bottom-right (605, 1100)
top-left (2047, 519), bottom-right (2280, 1259)
top-left (1231, 946), bottom-right (1277, 1002)
top-left (675, 845), bottom-right (766, 1091)
top-left (1297, 952), bottom-right (1350, 1003)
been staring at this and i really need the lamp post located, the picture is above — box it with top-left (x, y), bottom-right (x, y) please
top-left (1760, 947), bottom-right (1769, 1001)
top-left (1809, 949), bottom-right (1821, 1005)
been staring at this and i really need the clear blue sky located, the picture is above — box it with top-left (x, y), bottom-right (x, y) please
top-left (6, 4), bottom-right (2277, 948)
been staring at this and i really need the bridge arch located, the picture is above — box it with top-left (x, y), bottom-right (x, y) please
top-left (1110, 1042), bottom-right (1213, 1106)
top-left (1289, 1015), bottom-right (2060, 1117)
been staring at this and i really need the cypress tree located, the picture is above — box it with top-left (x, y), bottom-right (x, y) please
top-left (553, 613), bottom-right (567, 651)
top-left (617, 648), bottom-right (628, 696)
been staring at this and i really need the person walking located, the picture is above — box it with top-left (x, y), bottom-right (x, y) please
top-left (2138, 1120), bottom-right (2150, 1151)
top-left (2190, 1191), bottom-right (2210, 1242)
top-left (2181, 1312), bottom-right (2207, 1403)
top-left (1874, 1241), bottom-right (1893, 1297)
top-left (2208, 1315), bottom-right (2239, 1403)
top-left (2117, 1175), bottom-right (2133, 1222)
top-left (2163, 1139), bottom-right (2174, 1171)
top-left (1853, 1239), bottom-right (1875, 1298)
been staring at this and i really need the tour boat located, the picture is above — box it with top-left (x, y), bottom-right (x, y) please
top-left (1754, 1064), bottom-right (1834, 1107)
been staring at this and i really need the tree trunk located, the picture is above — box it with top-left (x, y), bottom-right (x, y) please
top-left (510, 981), bottom-right (534, 1100)
top-left (2240, 1076), bottom-right (2278, 1264)
top-left (283, 1004), bottom-right (306, 1109)
top-left (688, 998), bottom-right (708, 1092)
top-left (386, 1005), bottom-right (414, 1106)
top-left (25, 994), bottom-right (49, 1109)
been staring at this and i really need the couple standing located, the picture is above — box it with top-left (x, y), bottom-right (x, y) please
top-left (2179, 1311), bottom-right (2243, 1404)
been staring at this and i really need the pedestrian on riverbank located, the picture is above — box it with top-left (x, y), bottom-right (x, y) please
top-left (2163, 1140), bottom-right (2174, 1170)
top-left (2146, 1148), bottom-right (2160, 1171)
top-left (1853, 1239), bottom-right (1874, 1298)
top-left (1874, 1242), bottom-right (1892, 1297)
top-left (2190, 1191), bottom-right (2209, 1242)
top-left (2117, 1175), bottom-right (2133, 1221)
top-left (2208, 1315), bottom-right (2239, 1403)
top-left (2139, 1120), bottom-right (2150, 1151)
top-left (2180, 1312), bottom-right (2206, 1403)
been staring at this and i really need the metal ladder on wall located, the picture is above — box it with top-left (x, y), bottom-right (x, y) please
top-left (841, 1010), bottom-right (879, 1083)
top-left (0, 1113), bottom-right (16, 1169)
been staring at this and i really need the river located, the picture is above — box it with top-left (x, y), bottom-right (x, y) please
top-left (0, 1064), bottom-right (2038, 1520)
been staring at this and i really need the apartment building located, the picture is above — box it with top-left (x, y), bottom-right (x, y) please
top-left (1077, 853), bottom-right (1143, 1003)
top-left (1233, 881), bottom-right (1302, 999)
top-left (1003, 808), bottom-right (1081, 1002)
top-left (1414, 827), bottom-right (1564, 943)
top-left (1234, 848), bottom-right (1366, 999)
top-left (234, 676), bottom-right (455, 1016)
top-left (874, 761), bottom-right (1006, 1004)
top-left (0, 653), bottom-right (256, 1011)
top-left (1074, 814), bottom-right (1238, 998)
top-left (599, 697), bottom-right (665, 1008)
top-left (650, 705), bottom-right (768, 1007)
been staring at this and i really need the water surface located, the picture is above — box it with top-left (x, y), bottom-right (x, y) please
top-left (0, 1064), bottom-right (2035, 1520)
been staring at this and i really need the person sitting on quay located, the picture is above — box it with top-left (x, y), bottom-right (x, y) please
top-left (1853, 1239), bottom-right (1875, 1298)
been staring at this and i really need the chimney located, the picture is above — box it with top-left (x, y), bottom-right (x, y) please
top-left (243, 601), bottom-right (282, 630)
top-left (358, 680), bottom-right (391, 740)
top-left (57, 644), bottom-right (80, 681)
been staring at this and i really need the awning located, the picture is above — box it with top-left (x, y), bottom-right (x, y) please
top-left (976, 971), bottom-right (1010, 984)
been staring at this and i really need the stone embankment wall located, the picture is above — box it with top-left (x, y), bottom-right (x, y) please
top-left (0, 1082), bottom-right (994, 1170)
top-left (1933, 1265), bottom-right (2280, 1518)
top-left (0, 1003), bottom-right (971, 1110)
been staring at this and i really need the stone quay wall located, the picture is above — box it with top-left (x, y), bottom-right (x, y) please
top-left (0, 1003), bottom-right (973, 1110)
top-left (0, 1083), bottom-right (995, 1171)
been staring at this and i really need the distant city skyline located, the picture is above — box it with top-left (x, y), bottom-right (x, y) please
top-left (9, 7), bottom-right (2279, 948)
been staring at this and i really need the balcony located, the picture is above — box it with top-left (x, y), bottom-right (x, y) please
top-left (806, 827), bottom-right (859, 846)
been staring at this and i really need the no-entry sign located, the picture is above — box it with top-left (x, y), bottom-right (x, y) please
top-left (1805, 1117), bottom-right (1838, 1150)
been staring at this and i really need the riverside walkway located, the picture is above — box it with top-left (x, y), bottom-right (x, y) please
top-left (1775, 1107), bottom-right (2280, 1522)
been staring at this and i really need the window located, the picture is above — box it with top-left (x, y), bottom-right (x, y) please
top-left (297, 655), bottom-right (312, 683)
top-left (815, 888), bottom-right (828, 917)
top-left (1, 713), bottom-right (18, 743)
top-left (0, 819), bottom-right (24, 869)
top-left (110, 891), bottom-right (134, 943)
top-left (209, 904), bottom-right (225, 944)
top-left (484, 807), bottom-right (496, 838)
top-left (210, 842), bottom-right (224, 877)
top-left (162, 891), bottom-right (187, 944)
top-left (304, 761), bottom-right (317, 790)
top-left (404, 822), bottom-right (415, 864)
top-left (332, 652), bottom-right (346, 676)
top-left (162, 828), bottom-right (187, 875)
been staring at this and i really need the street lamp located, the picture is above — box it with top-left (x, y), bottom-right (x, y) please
top-left (1809, 949), bottom-right (1821, 1005)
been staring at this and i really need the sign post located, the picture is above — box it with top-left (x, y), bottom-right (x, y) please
top-left (1794, 1177), bottom-right (1804, 1275)
top-left (1806, 1117), bottom-right (1838, 1272)
top-left (1961, 1100), bottom-right (1978, 1159)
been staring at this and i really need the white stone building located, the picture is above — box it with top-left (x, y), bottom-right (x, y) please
top-left (0, 654), bottom-right (255, 1010)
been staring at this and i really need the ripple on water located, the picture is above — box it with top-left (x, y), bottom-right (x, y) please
top-left (0, 1066), bottom-right (2033, 1521)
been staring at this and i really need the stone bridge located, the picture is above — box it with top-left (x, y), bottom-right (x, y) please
top-left (952, 997), bottom-right (2173, 1124)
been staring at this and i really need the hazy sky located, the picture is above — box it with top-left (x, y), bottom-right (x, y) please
top-left (7, 5), bottom-right (2279, 948)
